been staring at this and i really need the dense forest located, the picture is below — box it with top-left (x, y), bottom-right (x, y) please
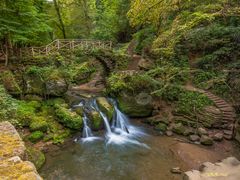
top-left (0, 0), bottom-right (240, 179)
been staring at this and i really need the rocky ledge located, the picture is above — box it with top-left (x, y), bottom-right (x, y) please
top-left (0, 121), bottom-right (42, 180)
top-left (184, 157), bottom-right (240, 180)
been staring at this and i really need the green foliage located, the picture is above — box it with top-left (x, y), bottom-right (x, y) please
top-left (0, 85), bottom-right (17, 124)
top-left (106, 72), bottom-right (157, 96)
top-left (26, 147), bottom-right (45, 170)
top-left (0, 0), bottom-right (51, 45)
top-left (28, 131), bottom-right (44, 143)
top-left (176, 91), bottom-right (213, 115)
top-left (0, 71), bottom-right (22, 95)
top-left (29, 117), bottom-right (48, 132)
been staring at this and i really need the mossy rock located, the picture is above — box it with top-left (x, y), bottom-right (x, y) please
top-left (117, 95), bottom-right (153, 118)
top-left (55, 105), bottom-right (83, 130)
top-left (154, 123), bottom-right (167, 132)
top-left (89, 111), bottom-right (103, 130)
top-left (28, 131), bottom-right (44, 143)
top-left (26, 147), bottom-right (45, 170)
top-left (0, 70), bottom-right (22, 95)
top-left (29, 117), bottom-right (48, 132)
top-left (24, 72), bottom-right (45, 95)
top-left (96, 97), bottom-right (114, 121)
top-left (172, 123), bottom-right (186, 135)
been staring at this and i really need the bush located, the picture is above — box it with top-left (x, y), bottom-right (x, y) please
top-left (28, 131), bottom-right (44, 143)
top-left (29, 117), bottom-right (48, 132)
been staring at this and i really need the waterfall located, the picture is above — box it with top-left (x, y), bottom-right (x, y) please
top-left (111, 100), bottom-right (129, 133)
top-left (82, 113), bottom-right (93, 138)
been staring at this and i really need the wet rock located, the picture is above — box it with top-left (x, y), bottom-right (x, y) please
top-left (213, 132), bottom-right (223, 141)
top-left (96, 97), bottom-right (114, 120)
top-left (166, 131), bottom-right (173, 136)
top-left (189, 135), bottom-right (200, 142)
top-left (170, 167), bottom-right (182, 174)
top-left (197, 127), bottom-right (208, 136)
top-left (172, 123), bottom-right (186, 135)
top-left (154, 123), bottom-right (167, 133)
top-left (200, 135), bottom-right (213, 146)
top-left (26, 147), bottom-right (45, 170)
top-left (89, 111), bottom-right (104, 130)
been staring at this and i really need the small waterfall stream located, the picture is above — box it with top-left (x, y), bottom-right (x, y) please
top-left (74, 98), bottom-right (148, 146)
top-left (82, 113), bottom-right (93, 138)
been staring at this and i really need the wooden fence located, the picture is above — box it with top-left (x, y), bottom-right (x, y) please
top-left (20, 39), bottom-right (113, 57)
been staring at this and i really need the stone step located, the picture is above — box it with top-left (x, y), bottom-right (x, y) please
top-left (224, 134), bottom-right (233, 140)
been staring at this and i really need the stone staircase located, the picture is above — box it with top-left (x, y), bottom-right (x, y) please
top-left (203, 91), bottom-right (236, 140)
top-left (185, 85), bottom-right (237, 140)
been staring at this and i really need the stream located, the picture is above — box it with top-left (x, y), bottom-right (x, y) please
top-left (40, 98), bottom-right (184, 180)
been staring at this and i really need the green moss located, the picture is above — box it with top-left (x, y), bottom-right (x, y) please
top-left (28, 131), bottom-right (44, 143)
top-left (29, 116), bottom-right (48, 132)
top-left (155, 123), bottom-right (167, 132)
top-left (118, 95), bottom-right (153, 118)
top-left (96, 97), bottom-right (114, 120)
top-left (26, 147), bottom-right (45, 170)
top-left (172, 123), bottom-right (186, 135)
top-left (55, 105), bottom-right (83, 130)
top-left (89, 111), bottom-right (103, 130)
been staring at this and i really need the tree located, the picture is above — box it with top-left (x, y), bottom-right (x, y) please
top-left (53, 0), bottom-right (66, 38)
top-left (0, 0), bottom-right (51, 66)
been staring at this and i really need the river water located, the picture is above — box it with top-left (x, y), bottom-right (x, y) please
top-left (40, 121), bottom-right (184, 180)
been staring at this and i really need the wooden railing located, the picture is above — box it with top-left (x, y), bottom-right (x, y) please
top-left (20, 39), bottom-right (113, 57)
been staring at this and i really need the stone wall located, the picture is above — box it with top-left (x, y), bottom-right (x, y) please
top-left (0, 121), bottom-right (42, 180)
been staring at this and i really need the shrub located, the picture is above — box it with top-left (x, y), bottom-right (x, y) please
top-left (28, 131), bottom-right (44, 143)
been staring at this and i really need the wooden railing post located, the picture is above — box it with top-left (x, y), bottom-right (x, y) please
top-left (31, 47), bottom-right (34, 57)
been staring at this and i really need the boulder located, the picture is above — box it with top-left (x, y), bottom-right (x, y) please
top-left (189, 135), bottom-right (200, 142)
top-left (118, 95), bottom-right (153, 118)
top-left (184, 157), bottom-right (240, 180)
top-left (172, 123), bottom-right (186, 135)
top-left (55, 105), bottom-right (83, 130)
top-left (46, 79), bottom-right (68, 96)
top-left (170, 167), bottom-right (182, 174)
top-left (197, 127), bottom-right (208, 136)
top-left (200, 135), bottom-right (213, 146)
top-left (213, 132), bottom-right (223, 141)
top-left (154, 123), bottom-right (167, 133)
top-left (96, 97), bottom-right (114, 120)
top-left (89, 111), bottom-right (104, 130)
top-left (166, 131), bottom-right (173, 136)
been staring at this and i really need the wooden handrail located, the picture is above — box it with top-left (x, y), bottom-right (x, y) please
top-left (21, 39), bottom-right (113, 57)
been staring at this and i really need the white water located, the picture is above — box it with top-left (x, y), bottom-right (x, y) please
top-left (82, 114), bottom-right (93, 138)
top-left (75, 98), bottom-right (148, 148)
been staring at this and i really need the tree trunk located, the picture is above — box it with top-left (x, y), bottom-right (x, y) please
top-left (53, 0), bottom-right (66, 39)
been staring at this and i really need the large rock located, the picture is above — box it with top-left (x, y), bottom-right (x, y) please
top-left (138, 58), bottom-right (154, 70)
top-left (46, 79), bottom-right (68, 96)
top-left (0, 122), bottom-right (25, 160)
top-left (200, 135), bottom-right (213, 146)
top-left (172, 123), bottom-right (186, 135)
top-left (118, 95), bottom-right (153, 118)
top-left (184, 157), bottom-right (240, 180)
top-left (0, 122), bottom-right (42, 179)
top-left (24, 73), bottom-right (45, 95)
top-left (88, 110), bottom-right (104, 130)
top-left (55, 105), bottom-right (83, 130)
top-left (0, 156), bottom-right (42, 180)
top-left (96, 97), bottom-right (114, 120)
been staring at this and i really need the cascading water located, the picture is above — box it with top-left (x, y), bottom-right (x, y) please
top-left (73, 97), bottom-right (148, 147)
top-left (82, 113), bottom-right (93, 138)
